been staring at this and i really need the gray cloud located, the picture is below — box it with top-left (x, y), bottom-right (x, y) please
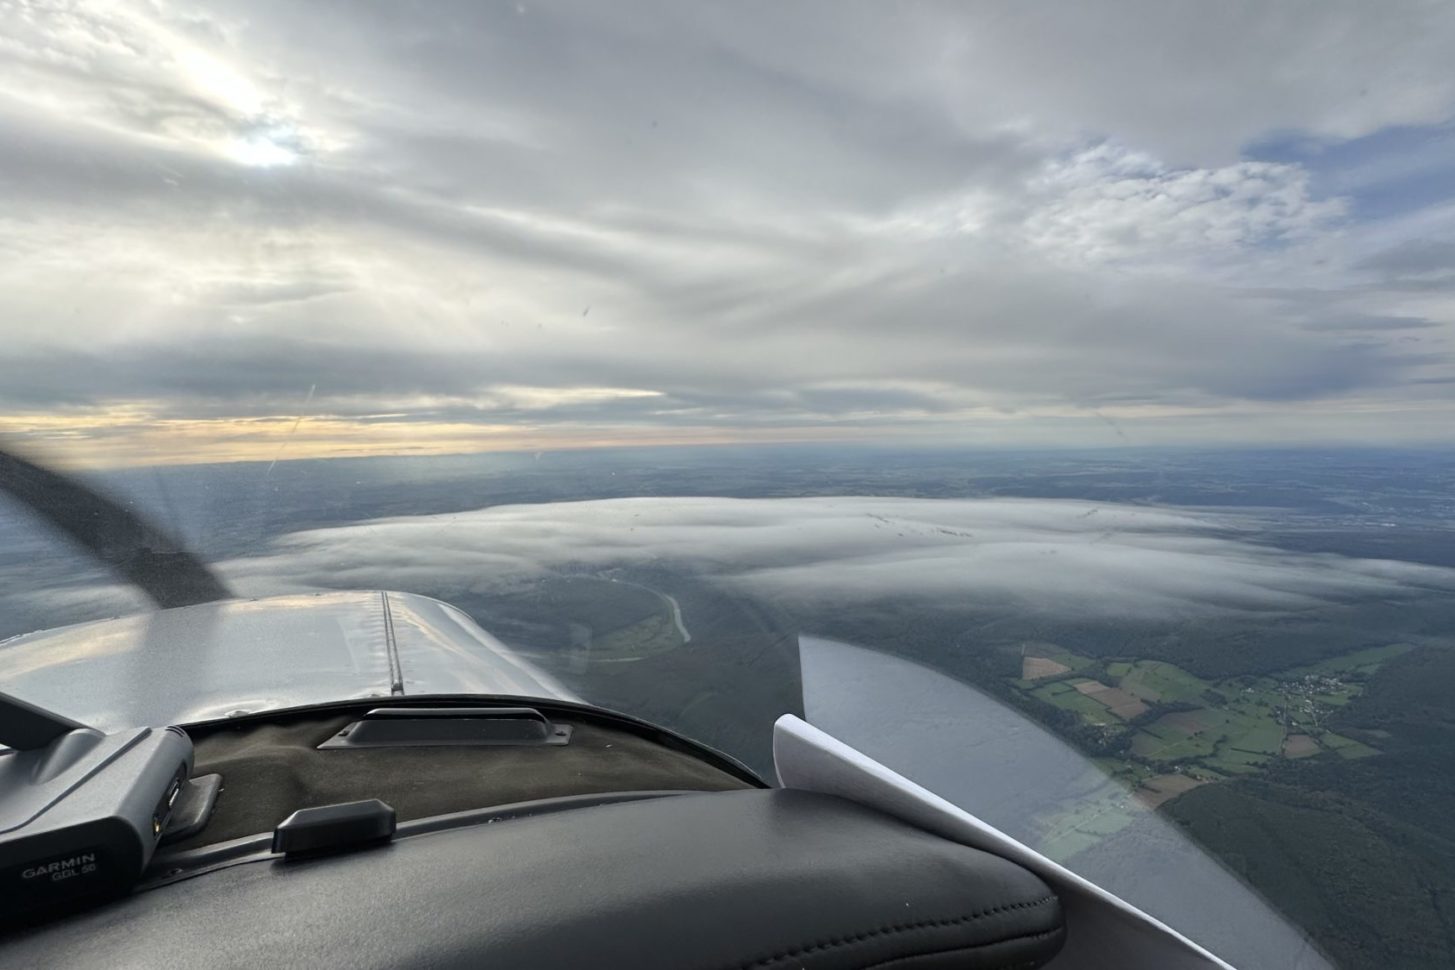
top-left (1358, 240), bottom-right (1455, 277)
top-left (1355, 239), bottom-right (1455, 293)
top-left (1300, 315), bottom-right (1441, 333)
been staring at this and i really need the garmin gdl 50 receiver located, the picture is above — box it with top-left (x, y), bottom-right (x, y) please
top-left (1, 691), bottom-right (215, 921)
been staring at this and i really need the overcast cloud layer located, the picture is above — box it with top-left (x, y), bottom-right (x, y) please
top-left (2, 1), bottom-right (1454, 463)
top-left (223, 496), bottom-right (1455, 620)
top-left (6, 494), bottom-right (1455, 645)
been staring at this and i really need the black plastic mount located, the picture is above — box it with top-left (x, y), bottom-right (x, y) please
top-left (272, 800), bottom-right (397, 856)
top-left (160, 774), bottom-right (222, 844)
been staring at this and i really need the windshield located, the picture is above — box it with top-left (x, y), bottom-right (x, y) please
top-left (3, 3), bottom-right (1454, 968)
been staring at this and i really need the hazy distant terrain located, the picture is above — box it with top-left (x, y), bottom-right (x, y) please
top-left (3, 444), bottom-right (1455, 968)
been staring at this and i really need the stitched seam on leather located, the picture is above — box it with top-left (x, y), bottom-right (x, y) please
top-left (853, 927), bottom-right (1066, 970)
top-left (733, 894), bottom-right (1059, 970)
